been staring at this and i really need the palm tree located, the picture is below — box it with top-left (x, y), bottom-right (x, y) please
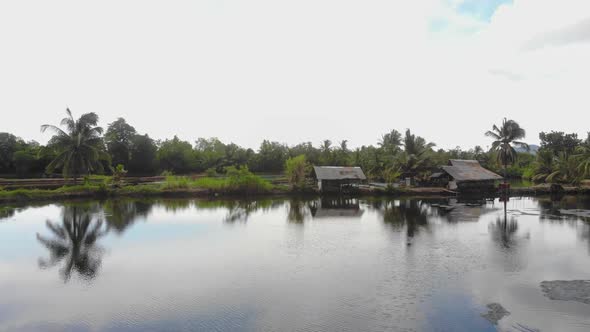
top-left (378, 129), bottom-right (402, 155)
top-left (485, 118), bottom-right (529, 183)
top-left (36, 205), bottom-right (108, 281)
top-left (398, 129), bottom-right (435, 179)
top-left (575, 142), bottom-right (590, 179)
top-left (41, 109), bottom-right (108, 183)
top-left (531, 150), bottom-right (554, 183)
top-left (546, 152), bottom-right (582, 185)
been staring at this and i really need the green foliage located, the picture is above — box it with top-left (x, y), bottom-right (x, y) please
top-left (545, 153), bottom-right (582, 185)
top-left (575, 141), bottom-right (590, 179)
top-left (249, 140), bottom-right (288, 172)
top-left (0, 132), bottom-right (21, 172)
top-left (41, 109), bottom-right (109, 180)
top-left (157, 136), bottom-right (197, 174)
top-left (105, 118), bottom-right (137, 168)
top-left (539, 131), bottom-right (581, 156)
top-left (112, 164), bottom-right (127, 187)
top-left (162, 167), bottom-right (272, 194)
top-left (224, 166), bottom-right (273, 193)
top-left (485, 117), bottom-right (529, 177)
top-left (3, 111), bottom-right (589, 187)
top-left (205, 167), bottom-right (218, 177)
top-left (285, 155), bottom-right (310, 189)
top-left (13, 150), bottom-right (36, 178)
top-left (128, 134), bottom-right (158, 174)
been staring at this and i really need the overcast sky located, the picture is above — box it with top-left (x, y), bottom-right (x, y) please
top-left (1, 0), bottom-right (589, 150)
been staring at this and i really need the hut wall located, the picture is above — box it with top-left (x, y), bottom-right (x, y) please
top-left (456, 180), bottom-right (497, 193)
top-left (320, 179), bottom-right (361, 193)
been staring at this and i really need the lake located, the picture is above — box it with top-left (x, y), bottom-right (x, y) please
top-left (1, 196), bottom-right (590, 331)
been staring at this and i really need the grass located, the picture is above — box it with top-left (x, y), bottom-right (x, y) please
top-left (164, 169), bottom-right (274, 194)
top-left (0, 170), bottom-right (275, 203)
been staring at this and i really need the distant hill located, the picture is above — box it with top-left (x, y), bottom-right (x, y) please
top-left (516, 144), bottom-right (539, 154)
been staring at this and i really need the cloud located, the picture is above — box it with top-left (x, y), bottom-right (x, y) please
top-left (0, 0), bottom-right (588, 150)
top-left (523, 18), bottom-right (590, 50)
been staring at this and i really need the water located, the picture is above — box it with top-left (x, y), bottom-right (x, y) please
top-left (1, 196), bottom-right (590, 331)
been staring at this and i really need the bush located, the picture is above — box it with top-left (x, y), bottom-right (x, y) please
top-left (224, 166), bottom-right (273, 194)
top-left (205, 167), bottom-right (218, 177)
top-left (285, 155), bottom-right (309, 190)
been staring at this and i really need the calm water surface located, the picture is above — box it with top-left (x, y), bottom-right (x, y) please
top-left (1, 196), bottom-right (590, 331)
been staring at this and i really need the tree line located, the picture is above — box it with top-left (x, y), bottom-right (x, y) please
top-left (0, 109), bottom-right (589, 184)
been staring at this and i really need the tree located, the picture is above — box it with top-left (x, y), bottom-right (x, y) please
top-left (157, 136), bottom-right (197, 174)
top-left (105, 118), bottom-right (137, 168)
top-left (0, 133), bottom-right (24, 173)
top-left (13, 150), bottom-right (35, 178)
top-left (40, 109), bottom-right (108, 182)
top-left (289, 142), bottom-right (320, 165)
top-left (250, 140), bottom-right (288, 172)
top-left (128, 134), bottom-right (158, 174)
top-left (379, 129), bottom-right (402, 155)
top-left (399, 129), bottom-right (435, 179)
top-left (332, 140), bottom-right (351, 166)
top-left (319, 139), bottom-right (333, 165)
top-left (539, 131), bottom-right (581, 156)
top-left (576, 141), bottom-right (590, 179)
top-left (531, 150), bottom-right (554, 183)
top-left (285, 155), bottom-right (310, 189)
top-left (545, 152), bottom-right (581, 184)
top-left (485, 118), bottom-right (529, 182)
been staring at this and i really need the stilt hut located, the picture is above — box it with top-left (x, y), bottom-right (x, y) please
top-left (438, 160), bottom-right (503, 193)
top-left (312, 166), bottom-right (367, 193)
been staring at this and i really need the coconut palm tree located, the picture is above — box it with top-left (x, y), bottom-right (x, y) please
top-left (531, 150), bottom-right (554, 183)
top-left (398, 129), bottom-right (435, 179)
top-left (575, 141), bottom-right (590, 179)
top-left (485, 118), bottom-right (529, 183)
top-left (41, 109), bottom-right (108, 183)
top-left (546, 152), bottom-right (582, 185)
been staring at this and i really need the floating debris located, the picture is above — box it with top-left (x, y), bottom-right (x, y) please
top-left (481, 303), bottom-right (510, 325)
top-left (559, 209), bottom-right (590, 219)
top-left (509, 323), bottom-right (540, 332)
top-left (540, 280), bottom-right (590, 305)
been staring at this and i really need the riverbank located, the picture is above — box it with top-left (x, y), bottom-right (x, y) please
top-left (1, 182), bottom-right (590, 204)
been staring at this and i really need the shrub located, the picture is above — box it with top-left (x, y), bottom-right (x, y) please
top-left (224, 166), bottom-right (273, 194)
top-left (285, 155), bottom-right (310, 190)
top-left (205, 167), bottom-right (218, 177)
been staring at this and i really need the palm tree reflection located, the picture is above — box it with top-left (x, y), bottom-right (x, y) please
top-left (36, 206), bottom-right (108, 282)
top-left (488, 215), bottom-right (519, 249)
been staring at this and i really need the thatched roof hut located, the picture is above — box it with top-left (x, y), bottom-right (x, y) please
top-left (312, 166), bottom-right (367, 192)
top-left (438, 160), bottom-right (502, 192)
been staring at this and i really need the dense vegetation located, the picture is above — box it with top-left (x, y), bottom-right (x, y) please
top-left (0, 110), bottom-right (589, 186)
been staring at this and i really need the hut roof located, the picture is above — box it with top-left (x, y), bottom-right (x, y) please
top-left (313, 166), bottom-right (367, 180)
top-left (441, 160), bottom-right (503, 182)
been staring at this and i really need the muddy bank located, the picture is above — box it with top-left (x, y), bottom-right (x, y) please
top-left (540, 280), bottom-right (590, 305)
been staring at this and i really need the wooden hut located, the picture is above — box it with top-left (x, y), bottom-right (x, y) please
top-left (438, 160), bottom-right (503, 193)
top-left (312, 166), bottom-right (367, 193)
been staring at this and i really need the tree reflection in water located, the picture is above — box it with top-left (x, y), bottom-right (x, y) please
top-left (102, 199), bottom-right (153, 234)
top-left (488, 215), bottom-right (519, 249)
top-left (193, 199), bottom-right (282, 223)
top-left (377, 199), bottom-right (430, 244)
top-left (36, 205), bottom-right (108, 282)
top-left (287, 198), bottom-right (313, 224)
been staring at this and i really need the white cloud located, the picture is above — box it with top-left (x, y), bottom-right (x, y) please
top-left (0, 0), bottom-right (588, 150)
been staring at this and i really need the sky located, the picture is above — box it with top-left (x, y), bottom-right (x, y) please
top-left (1, 0), bottom-right (589, 150)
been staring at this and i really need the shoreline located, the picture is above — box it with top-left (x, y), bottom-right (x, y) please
top-left (1, 184), bottom-right (589, 205)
